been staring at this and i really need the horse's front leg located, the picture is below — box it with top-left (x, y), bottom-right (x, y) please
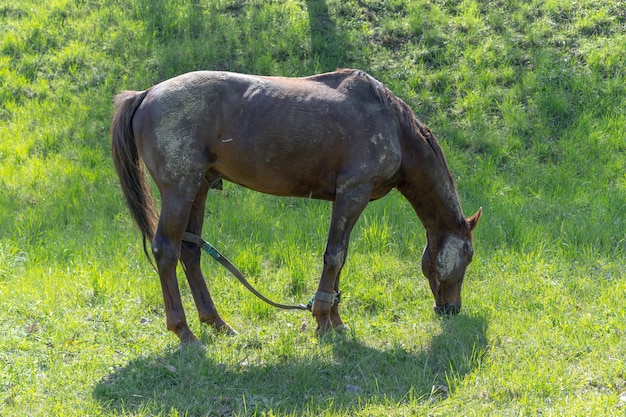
top-left (313, 187), bottom-right (370, 334)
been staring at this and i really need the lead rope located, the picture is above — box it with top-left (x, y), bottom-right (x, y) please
top-left (182, 232), bottom-right (342, 312)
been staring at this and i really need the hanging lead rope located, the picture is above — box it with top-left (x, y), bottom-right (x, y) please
top-left (182, 232), bottom-right (311, 311)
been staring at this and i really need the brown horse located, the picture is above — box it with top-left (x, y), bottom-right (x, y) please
top-left (111, 69), bottom-right (482, 344)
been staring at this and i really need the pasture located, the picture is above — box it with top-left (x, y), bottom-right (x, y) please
top-left (1, 0), bottom-right (625, 415)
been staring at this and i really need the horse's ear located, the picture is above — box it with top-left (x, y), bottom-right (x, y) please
top-left (468, 207), bottom-right (482, 231)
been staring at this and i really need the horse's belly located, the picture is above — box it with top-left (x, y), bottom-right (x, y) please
top-left (210, 154), bottom-right (339, 200)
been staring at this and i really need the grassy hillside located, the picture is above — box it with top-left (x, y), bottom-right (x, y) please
top-left (1, 0), bottom-right (625, 416)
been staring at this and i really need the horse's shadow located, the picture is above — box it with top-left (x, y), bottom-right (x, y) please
top-left (93, 314), bottom-right (487, 415)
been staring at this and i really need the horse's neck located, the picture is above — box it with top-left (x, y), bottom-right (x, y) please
top-left (399, 141), bottom-right (466, 234)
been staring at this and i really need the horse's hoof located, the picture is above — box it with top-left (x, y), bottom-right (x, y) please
top-left (334, 324), bottom-right (351, 334)
top-left (217, 325), bottom-right (239, 336)
top-left (315, 325), bottom-right (332, 336)
top-left (209, 318), bottom-right (239, 336)
top-left (315, 323), bottom-right (350, 338)
top-left (178, 338), bottom-right (206, 352)
top-left (179, 329), bottom-right (200, 345)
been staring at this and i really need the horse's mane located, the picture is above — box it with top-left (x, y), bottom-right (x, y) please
top-left (355, 70), bottom-right (456, 187)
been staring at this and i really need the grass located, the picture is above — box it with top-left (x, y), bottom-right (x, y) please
top-left (1, 0), bottom-right (625, 415)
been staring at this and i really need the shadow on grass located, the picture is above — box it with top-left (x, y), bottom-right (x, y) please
top-left (305, 0), bottom-right (352, 72)
top-left (93, 314), bottom-right (487, 415)
top-left (131, 0), bottom-right (356, 79)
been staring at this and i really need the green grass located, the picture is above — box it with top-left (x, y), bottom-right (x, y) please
top-left (1, 0), bottom-right (625, 415)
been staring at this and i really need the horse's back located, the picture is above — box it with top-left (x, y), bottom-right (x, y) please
top-left (134, 70), bottom-right (403, 199)
top-left (139, 69), bottom-right (385, 119)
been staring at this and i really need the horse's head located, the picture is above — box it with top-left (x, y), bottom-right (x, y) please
top-left (421, 208), bottom-right (482, 315)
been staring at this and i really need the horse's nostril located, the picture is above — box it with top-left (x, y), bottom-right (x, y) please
top-left (434, 304), bottom-right (461, 315)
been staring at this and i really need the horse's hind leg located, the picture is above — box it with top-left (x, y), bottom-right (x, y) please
top-left (152, 192), bottom-right (199, 345)
top-left (180, 180), bottom-right (236, 335)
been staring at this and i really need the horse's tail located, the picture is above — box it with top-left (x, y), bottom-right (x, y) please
top-left (110, 89), bottom-right (158, 262)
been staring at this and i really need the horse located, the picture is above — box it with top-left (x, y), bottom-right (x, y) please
top-left (111, 69), bottom-right (482, 344)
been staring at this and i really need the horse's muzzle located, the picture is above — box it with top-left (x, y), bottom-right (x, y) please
top-left (434, 304), bottom-right (461, 315)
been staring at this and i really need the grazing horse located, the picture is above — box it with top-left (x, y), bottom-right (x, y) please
top-left (111, 69), bottom-right (482, 344)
